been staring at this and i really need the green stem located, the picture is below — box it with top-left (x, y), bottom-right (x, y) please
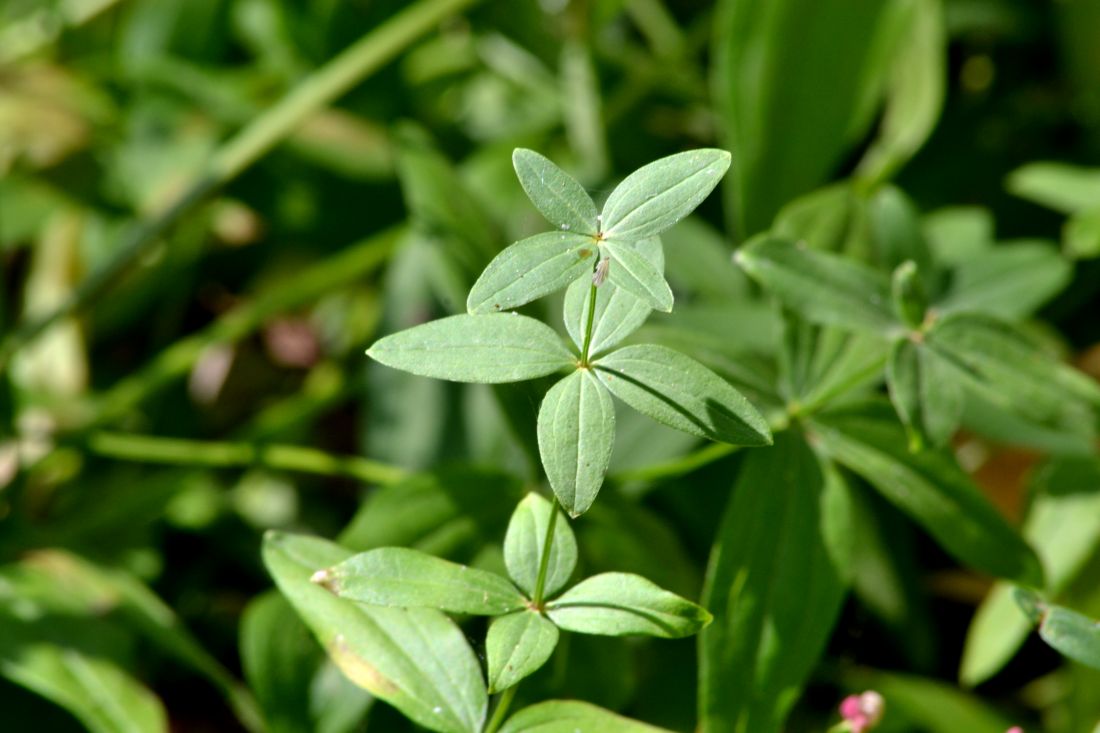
top-left (0, 0), bottom-right (479, 372)
top-left (86, 432), bottom-right (407, 486)
top-left (484, 684), bottom-right (518, 733)
top-left (531, 501), bottom-right (561, 606)
top-left (579, 280), bottom-right (599, 365)
top-left (84, 227), bottom-right (399, 429)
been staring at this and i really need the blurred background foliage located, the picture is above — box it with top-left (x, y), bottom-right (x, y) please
top-left (2, 0), bottom-right (1100, 731)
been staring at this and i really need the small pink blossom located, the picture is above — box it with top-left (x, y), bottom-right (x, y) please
top-left (1006, 728), bottom-right (1024, 733)
top-left (839, 691), bottom-right (885, 732)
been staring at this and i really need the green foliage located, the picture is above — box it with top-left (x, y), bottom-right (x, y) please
top-left (6, 1), bottom-right (1100, 731)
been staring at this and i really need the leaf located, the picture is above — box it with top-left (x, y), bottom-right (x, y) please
top-left (661, 217), bottom-right (749, 300)
top-left (735, 237), bottom-right (899, 335)
top-left (1036, 604), bottom-right (1100, 671)
top-left (499, 700), bottom-right (673, 733)
top-left (537, 370), bottom-right (616, 516)
top-left (0, 555), bottom-right (169, 733)
top-left (563, 238), bottom-right (663, 356)
top-left (936, 241), bottom-right (1072, 319)
top-left (926, 312), bottom-right (1100, 425)
top-left (810, 405), bottom-right (1043, 586)
top-left (602, 239), bottom-right (674, 312)
top-left (593, 344), bottom-right (772, 446)
top-left (316, 547), bottom-right (526, 616)
top-left (699, 432), bottom-right (852, 733)
top-left (367, 314), bottom-right (575, 384)
top-left (263, 531), bottom-right (487, 733)
top-left (961, 458), bottom-right (1100, 685)
top-left (504, 493), bottom-right (578, 598)
top-left (1006, 161), bottom-right (1100, 214)
top-left (714, 0), bottom-right (908, 235)
top-left (240, 592), bottom-right (370, 733)
top-left (1064, 204), bottom-right (1100, 260)
top-left (512, 148), bottom-right (599, 235)
top-left (545, 572), bottom-right (711, 638)
top-left (600, 149), bottom-right (731, 241)
top-left (466, 231), bottom-right (598, 314)
top-left (486, 611), bottom-right (560, 693)
top-left (855, 0), bottom-right (946, 187)
top-left (886, 338), bottom-right (962, 449)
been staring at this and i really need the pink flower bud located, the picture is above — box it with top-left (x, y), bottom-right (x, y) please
top-left (839, 691), bottom-right (885, 732)
top-left (1006, 728), bottom-right (1024, 733)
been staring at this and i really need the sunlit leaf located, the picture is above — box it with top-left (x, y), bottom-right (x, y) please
top-left (546, 572), bottom-right (711, 638)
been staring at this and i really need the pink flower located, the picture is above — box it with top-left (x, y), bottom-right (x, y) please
top-left (839, 691), bottom-right (885, 732)
top-left (1006, 728), bottom-right (1024, 733)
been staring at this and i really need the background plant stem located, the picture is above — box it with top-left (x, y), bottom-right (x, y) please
top-left (484, 684), bottom-right (519, 733)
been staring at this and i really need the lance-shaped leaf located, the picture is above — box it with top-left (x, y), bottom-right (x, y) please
top-left (600, 149), bottom-right (731, 241)
top-left (700, 432), bottom-right (853, 733)
top-left (961, 458), bottom-right (1100, 685)
top-left (735, 237), bottom-right (899, 335)
top-left (486, 611), bottom-right (560, 693)
top-left (315, 547), bottom-right (525, 616)
top-left (499, 701), bottom-right (674, 733)
top-left (467, 232), bottom-right (598, 314)
top-left (1006, 161), bottom-right (1100, 215)
top-left (564, 238), bottom-right (663, 355)
top-left (594, 344), bottom-right (771, 446)
top-left (1034, 603), bottom-right (1100, 671)
top-left (512, 149), bottom-right (599, 235)
top-left (504, 493), bottom-right (578, 597)
top-left (810, 406), bottom-right (1043, 586)
top-left (367, 314), bottom-right (575, 384)
top-left (887, 338), bottom-right (962, 450)
top-left (926, 313), bottom-right (1100, 425)
top-left (936, 242), bottom-right (1071, 320)
top-left (263, 532), bottom-right (487, 733)
top-left (545, 572), bottom-right (711, 638)
top-left (537, 370), bottom-right (616, 517)
top-left (601, 239), bottom-right (674, 312)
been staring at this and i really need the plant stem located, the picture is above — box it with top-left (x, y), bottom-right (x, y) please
top-left (484, 684), bottom-right (518, 733)
top-left (580, 280), bottom-right (599, 364)
top-left (86, 432), bottom-right (407, 486)
top-left (531, 500), bottom-right (561, 606)
top-left (0, 0), bottom-right (479, 372)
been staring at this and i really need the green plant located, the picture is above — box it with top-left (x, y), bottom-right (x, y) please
top-left (267, 147), bottom-right (774, 732)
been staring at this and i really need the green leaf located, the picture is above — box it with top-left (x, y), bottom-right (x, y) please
top-left (466, 231), bottom-right (598, 314)
top-left (240, 592), bottom-right (370, 733)
top-left (602, 239), bottom-right (674, 312)
top-left (936, 241), bottom-right (1072, 320)
top-left (486, 611), bottom-right (560, 693)
top-left (886, 338), bottom-right (962, 449)
top-left (735, 237), bottom-right (899, 335)
top-left (1036, 604), bottom-right (1100, 671)
top-left (512, 148), bottom-right (599, 235)
top-left (891, 261), bottom-right (927, 329)
top-left (263, 532), bottom-right (487, 733)
top-left (504, 493), bottom-right (578, 597)
top-left (855, 0), bottom-right (946, 187)
top-left (537, 370), bottom-right (616, 516)
top-left (563, 238), bottom-right (663, 356)
top-left (926, 313), bottom-right (1100, 425)
top-left (810, 406), bottom-right (1043, 585)
top-left (316, 547), bottom-right (526, 615)
top-left (714, 0), bottom-right (908, 234)
top-left (600, 149), bottom-right (731, 241)
top-left (367, 314), bottom-right (575, 384)
top-left (700, 432), bottom-right (852, 733)
top-left (1006, 161), bottom-right (1100, 214)
top-left (545, 572), bottom-right (711, 638)
top-left (961, 458), bottom-right (1100, 685)
top-left (594, 344), bottom-right (771, 446)
top-left (499, 700), bottom-right (673, 733)
top-left (1064, 204), bottom-right (1100, 260)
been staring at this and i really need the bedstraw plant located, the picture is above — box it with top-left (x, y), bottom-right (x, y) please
top-left (266, 148), bottom-right (774, 732)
